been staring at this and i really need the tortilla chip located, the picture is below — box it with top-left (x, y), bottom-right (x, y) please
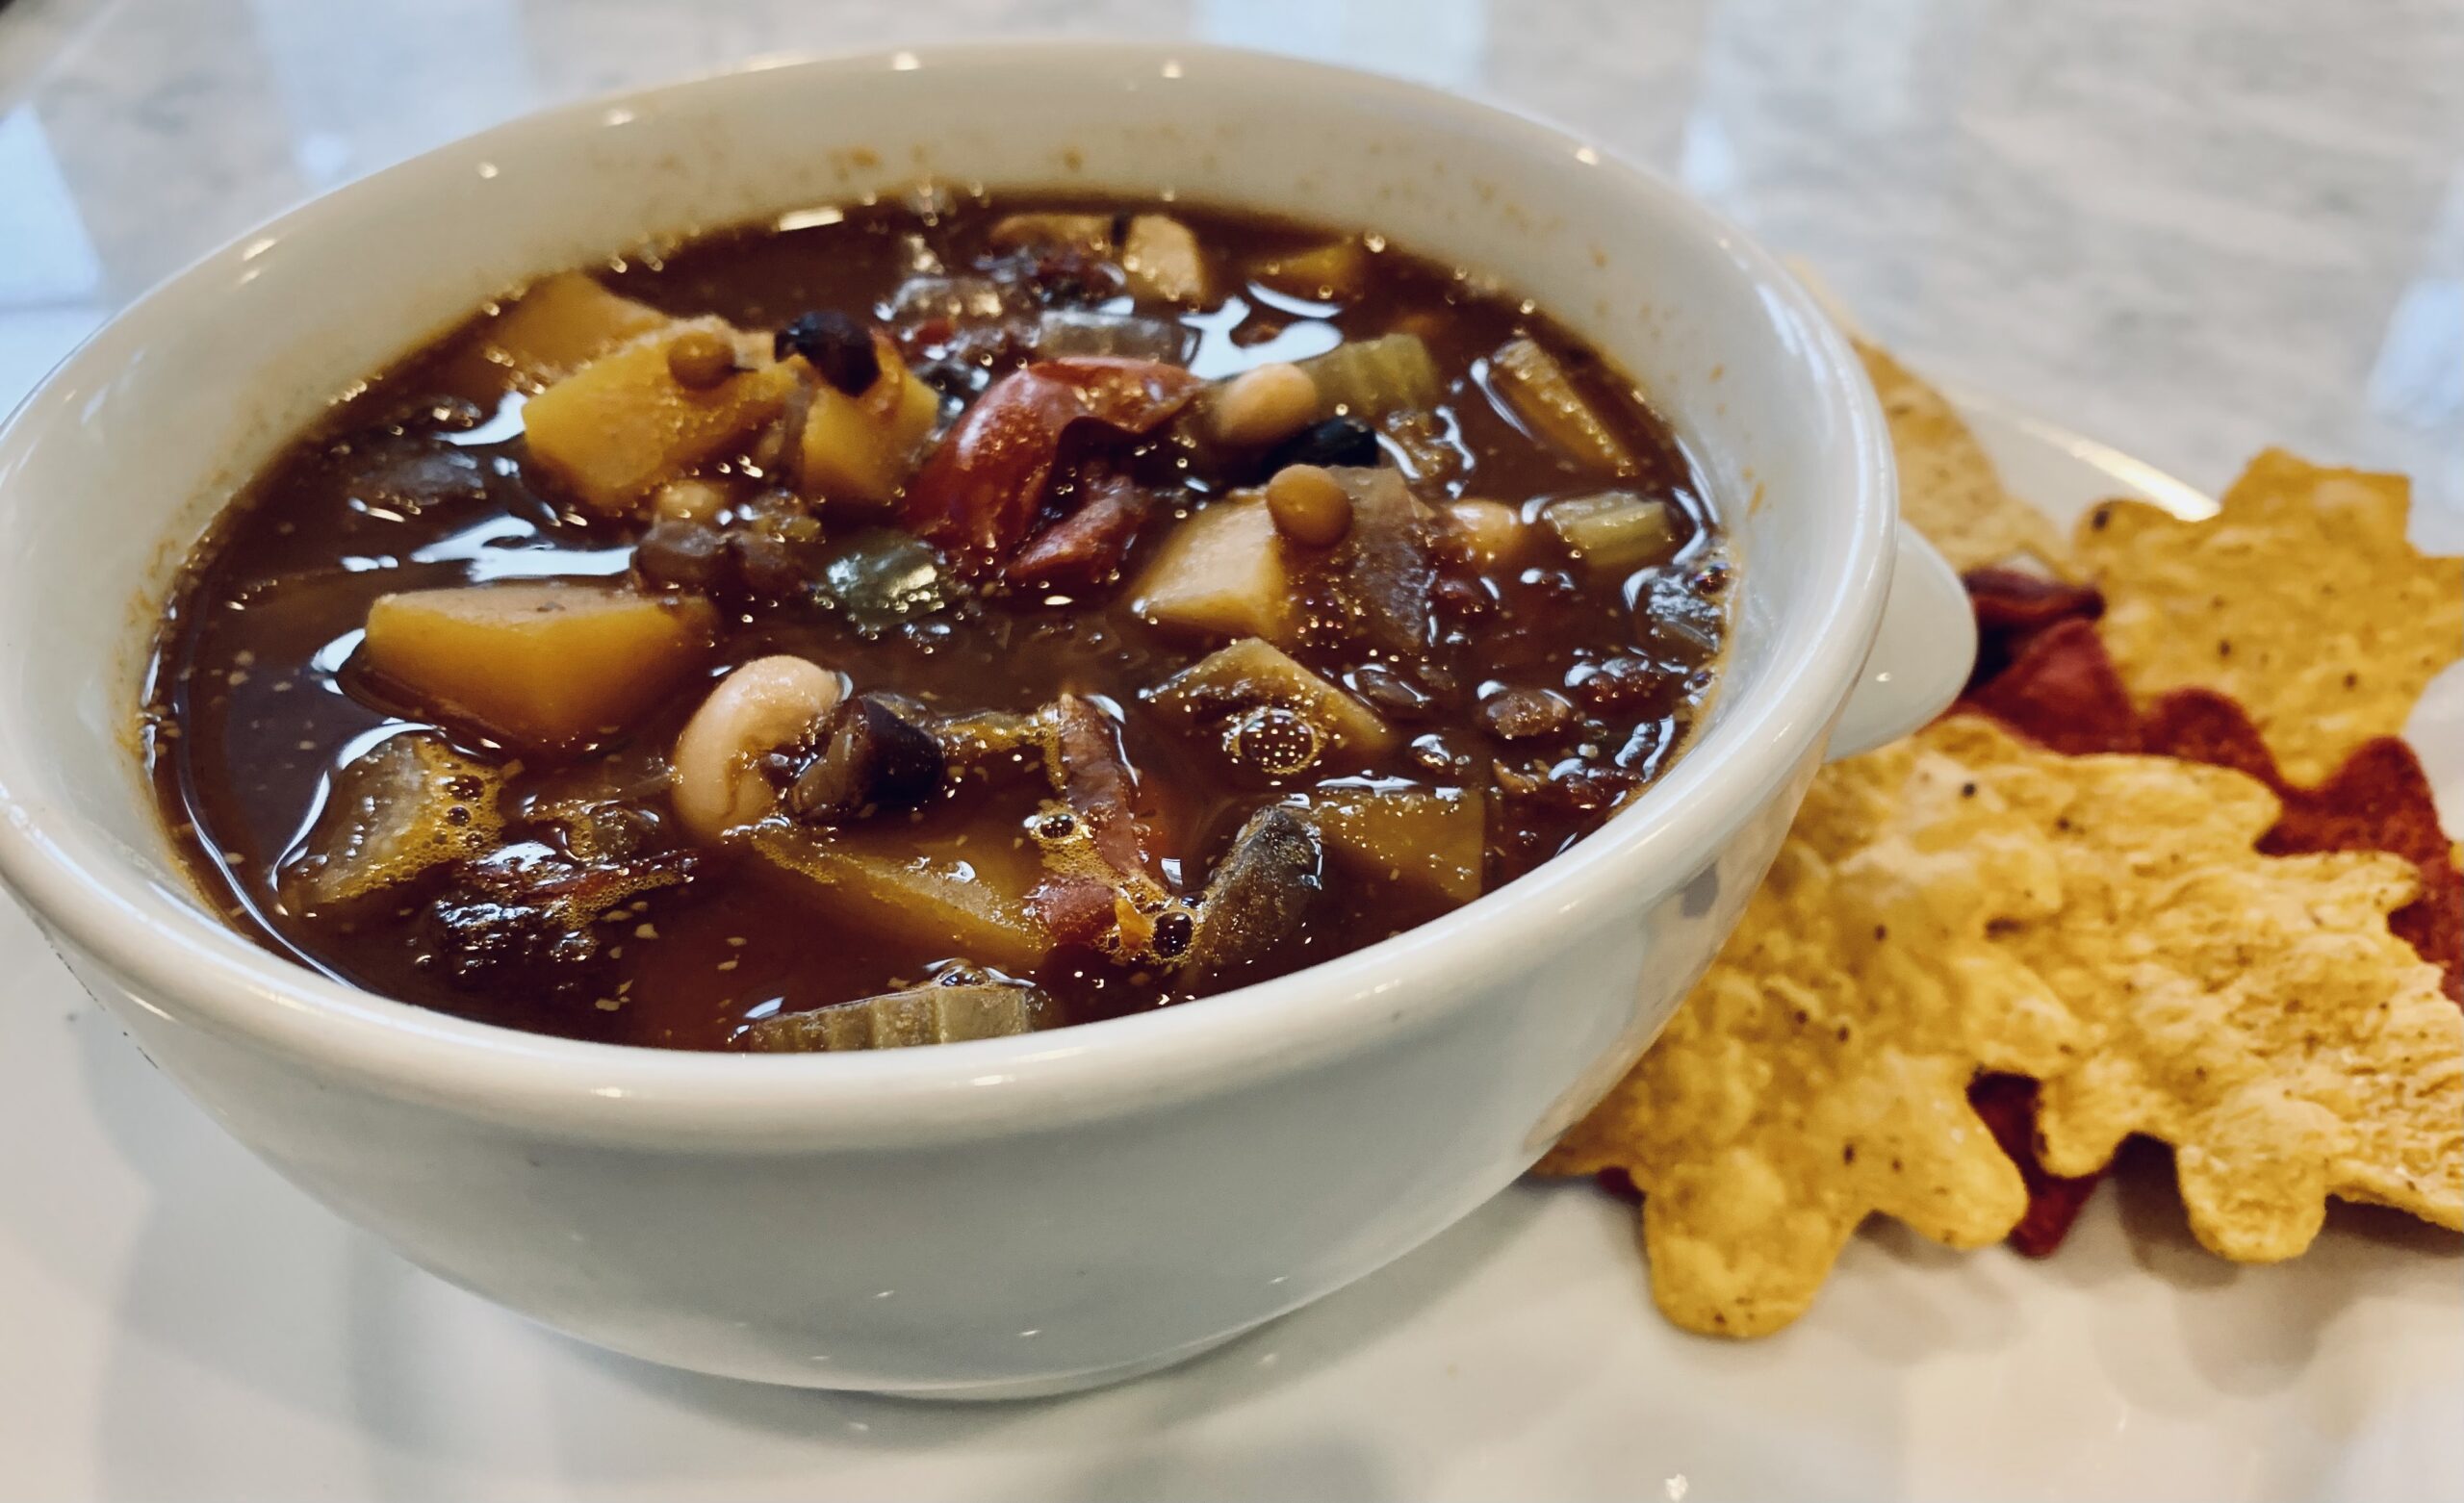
top-left (1954, 577), bottom-right (2464, 1258)
top-left (1541, 723), bottom-right (2086, 1336)
top-left (1967, 1073), bottom-right (2101, 1257)
top-left (1856, 341), bottom-right (2072, 576)
top-left (2075, 449), bottom-right (2463, 783)
top-left (1552, 717), bottom-right (2461, 1331)
top-left (1963, 568), bottom-right (2105, 691)
top-left (1936, 723), bottom-right (2464, 1261)
top-left (1963, 580), bottom-right (2461, 1005)
top-left (2145, 695), bottom-right (2462, 1006)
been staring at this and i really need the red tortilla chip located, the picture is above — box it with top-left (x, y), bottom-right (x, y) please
top-left (1954, 574), bottom-right (2463, 1255)
top-left (1959, 617), bottom-right (2141, 756)
top-left (1963, 569), bottom-right (2105, 692)
top-left (2143, 694), bottom-right (2462, 1005)
top-left (1967, 1073), bottom-right (2102, 1258)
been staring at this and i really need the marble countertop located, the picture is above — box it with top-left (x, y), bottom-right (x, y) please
top-left (4, 0), bottom-right (2459, 524)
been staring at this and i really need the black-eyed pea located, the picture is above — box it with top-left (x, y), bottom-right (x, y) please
top-left (1212, 362), bottom-right (1321, 448)
top-left (1443, 498), bottom-right (1525, 568)
top-left (653, 478), bottom-right (731, 524)
top-left (671, 655), bottom-right (845, 841)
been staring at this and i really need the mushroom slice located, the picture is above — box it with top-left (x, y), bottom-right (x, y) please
top-left (1151, 637), bottom-right (1396, 762)
top-left (1180, 805), bottom-right (1324, 988)
top-left (785, 694), bottom-right (946, 826)
top-left (739, 978), bottom-right (1053, 1053)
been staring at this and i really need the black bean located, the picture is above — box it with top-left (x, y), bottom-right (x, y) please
top-left (1349, 664), bottom-right (1434, 719)
top-left (1568, 655), bottom-right (1670, 714)
top-left (1479, 686), bottom-right (1578, 743)
top-left (1266, 416), bottom-right (1381, 472)
top-left (632, 519), bottom-right (728, 592)
top-left (775, 310), bottom-right (882, 395)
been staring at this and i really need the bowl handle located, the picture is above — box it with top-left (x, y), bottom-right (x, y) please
top-left (1824, 526), bottom-right (1976, 760)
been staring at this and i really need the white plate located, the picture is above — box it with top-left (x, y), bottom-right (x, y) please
top-left (2, 404), bottom-right (2456, 1502)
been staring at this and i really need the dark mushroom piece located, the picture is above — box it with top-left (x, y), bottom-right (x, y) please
top-left (1315, 466), bottom-right (1439, 662)
top-left (1040, 693), bottom-right (1168, 879)
top-left (1179, 805), bottom-right (1324, 988)
top-left (419, 840), bottom-right (697, 997)
top-left (785, 694), bottom-right (946, 825)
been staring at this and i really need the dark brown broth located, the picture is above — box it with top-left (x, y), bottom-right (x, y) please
top-left (145, 193), bottom-right (1726, 1050)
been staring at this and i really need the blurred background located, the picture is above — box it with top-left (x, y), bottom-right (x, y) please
top-left (2, 0), bottom-right (2458, 527)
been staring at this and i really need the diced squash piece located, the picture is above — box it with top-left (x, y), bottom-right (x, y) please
top-left (740, 981), bottom-right (1053, 1053)
top-left (1151, 637), bottom-right (1396, 758)
top-left (522, 318), bottom-right (799, 513)
top-left (1544, 492), bottom-right (1680, 574)
top-left (797, 335), bottom-right (941, 506)
top-left (475, 272), bottom-right (672, 386)
top-left (1297, 333), bottom-right (1441, 421)
top-left (363, 584), bottom-right (715, 752)
top-left (1251, 240), bottom-right (1370, 301)
top-left (1290, 783), bottom-right (1485, 903)
top-left (1129, 497), bottom-right (1296, 644)
top-left (989, 212), bottom-right (1116, 256)
top-left (1120, 214), bottom-right (1212, 305)
top-left (751, 825), bottom-right (1051, 972)
top-left (284, 732), bottom-right (504, 907)
top-left (1488, 337), bottom-right (1636, 475)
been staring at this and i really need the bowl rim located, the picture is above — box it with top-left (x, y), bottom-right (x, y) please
top-left (0, 39), bottom-right (1893, 1137)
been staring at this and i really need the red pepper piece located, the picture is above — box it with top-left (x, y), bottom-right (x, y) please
top-left (902, 358), bottom-right (1202, 573)
top-left (1005, 471), bottom-right (1155, 590)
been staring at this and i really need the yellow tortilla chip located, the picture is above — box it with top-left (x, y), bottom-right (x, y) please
top-left (1979, 735), bottom-right (2464, 1260)
top-left (1855, 340), bottom-right (2072, 576)
top-left (1549, 717), bottom-right (2462, 1336)
top-left (2076, 448), bottom-right (2462, 783)
top-left (1541, 723), bottom-right (2087, 1337)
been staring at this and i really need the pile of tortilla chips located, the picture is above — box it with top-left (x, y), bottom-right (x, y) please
top-left (1543, 348), bottom-right (2464, 1337)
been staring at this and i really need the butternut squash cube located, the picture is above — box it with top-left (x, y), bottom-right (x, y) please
top-left (1151, 637), bottom-right (1396, 758)
top-left (522, 319), bottom-right (799, 513)
top-left (797, 342), bottom-right (941, 506)
top-left (477, 272), bottom-right (673, 386)
top-left (1121, 214), bottom-right (1212, 305)
top-left (363, 584), bottom-right (715, 752)
top-left (752, 825), bottom-right (1052, 972)
top-left (1129, 497), bottom-right (1296, 645)
top-left (1292, 784), bottom-right (1486, 903)
top-left (1251, 240), bottom-right (1370, 301)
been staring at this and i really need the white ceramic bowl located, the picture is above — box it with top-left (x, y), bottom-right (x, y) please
top-left (0, 43), bottom-right (1971, 1397)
